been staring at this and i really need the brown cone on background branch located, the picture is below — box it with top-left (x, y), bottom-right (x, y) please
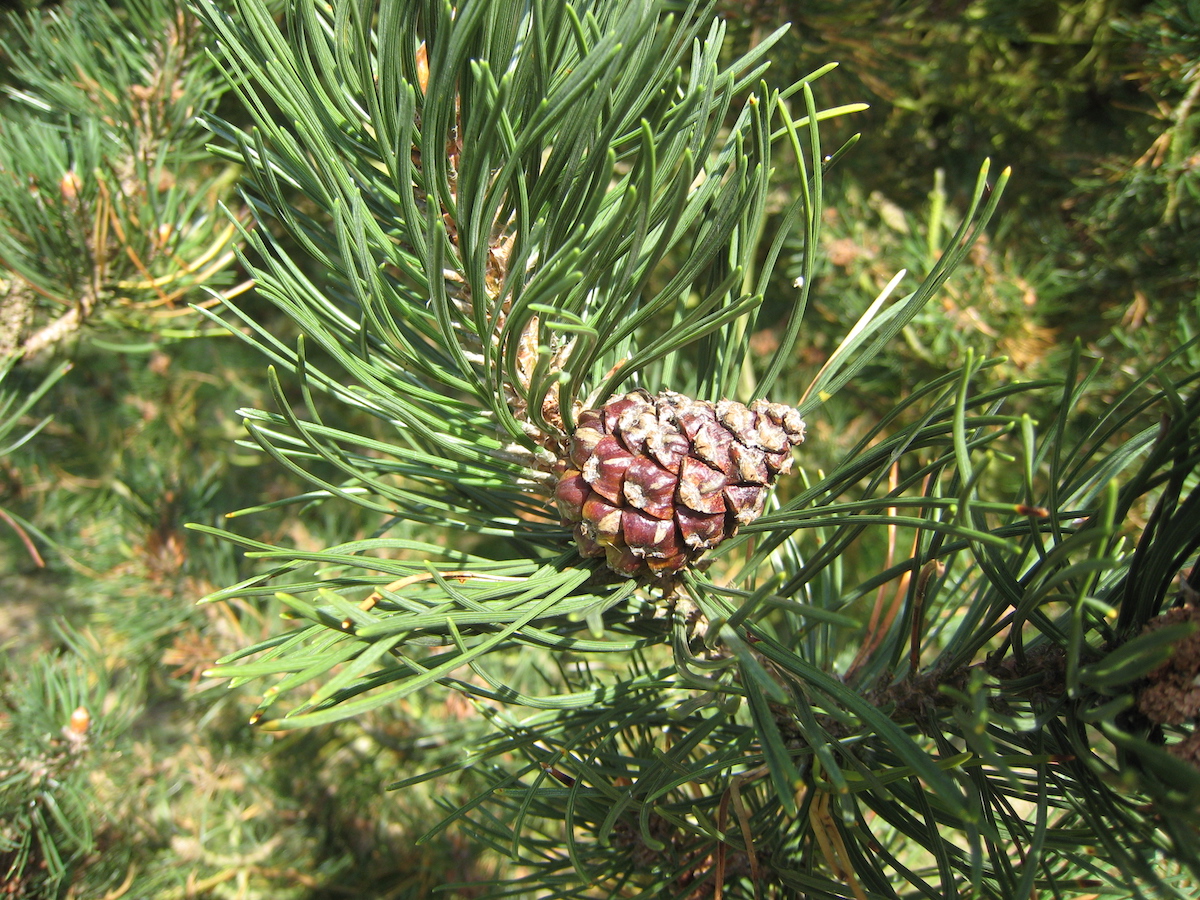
top-left (554, 389), bottom-right (805, 579)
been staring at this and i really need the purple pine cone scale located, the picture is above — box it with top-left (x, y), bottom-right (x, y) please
top-left (554, 390), bottom-right (804, 579)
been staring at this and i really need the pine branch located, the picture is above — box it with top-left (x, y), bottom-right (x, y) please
top-left (192, 0), bottom-right (1200, 896)
top-left (0, 0), bottom-right (245, 358)
top-left (0, 626), bottom-right (139, 895)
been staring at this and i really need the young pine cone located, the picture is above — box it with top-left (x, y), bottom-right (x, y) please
top-left (554, 390), bottom-right (805, 578)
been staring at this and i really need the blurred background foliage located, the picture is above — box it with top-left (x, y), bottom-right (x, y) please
top-left (723, 0), bottom-right (1200, 388)
top-left (0, 0), bottom-right (1196, 897)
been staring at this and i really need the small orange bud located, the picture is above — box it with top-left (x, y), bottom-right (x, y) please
top-left (415, 42), bottom-right (429, 94)
top-left (67, 706), bottom-right (90, 736)
top-left (60, 170), bottom-right (83, 202)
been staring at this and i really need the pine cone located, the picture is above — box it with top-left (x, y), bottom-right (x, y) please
top-left (554, 390), bottom-right (805, 578)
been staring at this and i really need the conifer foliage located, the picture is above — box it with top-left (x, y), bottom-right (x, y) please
top-left (185, 0), bottom-right (1197, 896)
top-left (0, 0), bottom-right (244, 359)
top-left (0, 0), bottom-right (1171, 897)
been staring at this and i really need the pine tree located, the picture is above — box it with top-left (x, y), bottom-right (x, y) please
top-left (193, 0), bottom-right (1200, 896)
top-left (9, 0), bottom-right (1185, 896)
top-left (0, 1), bottom-right (246, 893)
